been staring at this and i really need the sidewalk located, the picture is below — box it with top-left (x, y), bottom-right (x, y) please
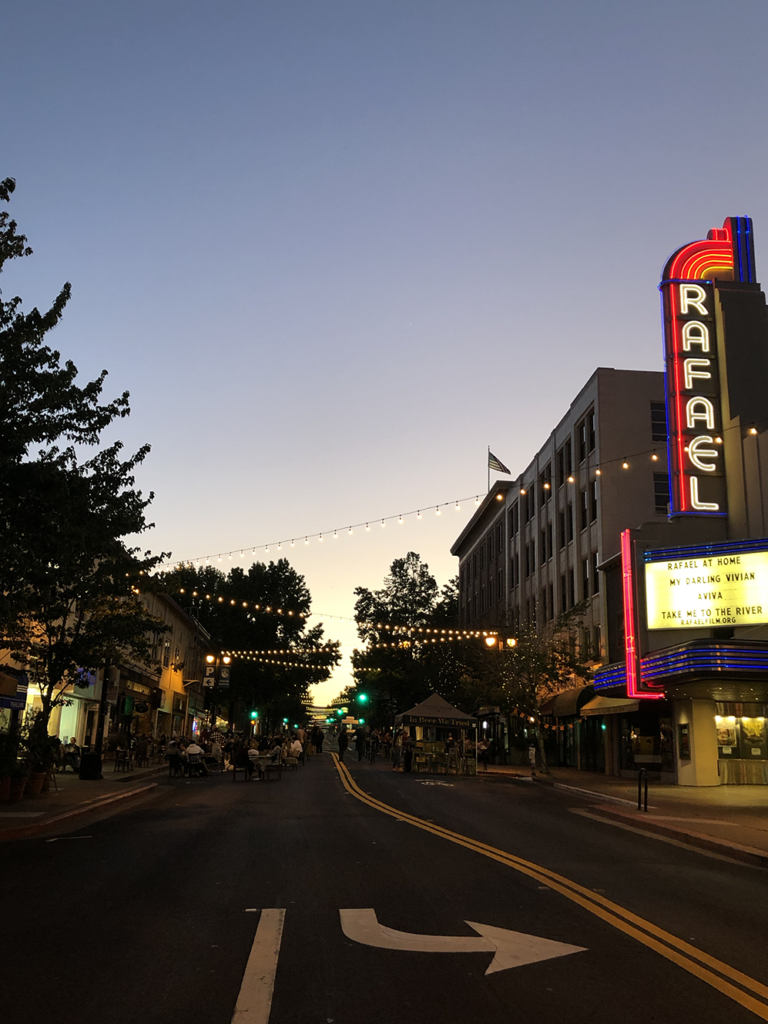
top-left (482, 764), bottom-right (768, 867)
top-left (0, 761), bottom-right (168, 841)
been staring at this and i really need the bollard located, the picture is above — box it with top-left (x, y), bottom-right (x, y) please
top-left (637, 767), bottom-right (648, 812)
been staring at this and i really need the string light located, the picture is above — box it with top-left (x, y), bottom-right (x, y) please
top-left (455, 502), bottom-right (460, 511)
top-left (622, 460), bottom-right (629, 469)
top-left (435, 506), bottom-right (441, 515)
top-left (417, 510), bottom-right (422, 519)
top-left (398, 516), bottom-right (403, 524)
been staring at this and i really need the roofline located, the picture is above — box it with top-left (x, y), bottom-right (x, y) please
top-left (450, 480), bottom-right (516, 557)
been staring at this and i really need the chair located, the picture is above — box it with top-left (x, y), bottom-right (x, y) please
top-left (114, 749), bottom-right (131, 773)
top-left (263, 752), bottom-right (282, 781)
top-left (232, 762), bottom-right (250, 782)
top-left (167, 754), bottom-right (184, 778)
top-left (186, 753), bottom-right (206, 777)
top-left (135, 750), bottom-right (150, 768)
top-left (283, 755), bottom-right (299, 771)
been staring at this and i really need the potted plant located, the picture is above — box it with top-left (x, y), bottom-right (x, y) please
top-left (20, 713), bottom-right (57, 797)
top-left (9, 764), bottom-right (28, 803)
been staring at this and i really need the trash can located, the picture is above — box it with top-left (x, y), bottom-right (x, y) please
top-left (79, 752), bottom-right (103, 780)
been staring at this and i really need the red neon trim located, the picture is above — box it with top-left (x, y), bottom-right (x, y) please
top-left (666, 219), bottom-right (734, 281)
top-left (621, 529), bottom-right (662, 700)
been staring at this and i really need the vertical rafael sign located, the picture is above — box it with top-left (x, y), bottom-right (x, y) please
top-left (660, 217), bottom-right (756, 517)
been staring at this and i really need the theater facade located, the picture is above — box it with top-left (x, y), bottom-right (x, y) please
top-left (596, 217), bottom-right (768, 785)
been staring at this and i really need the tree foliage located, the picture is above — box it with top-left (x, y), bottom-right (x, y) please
top-left (0, 178), bottom-right (166, 725)
top-left (163, 560), bottom-right (340, 730)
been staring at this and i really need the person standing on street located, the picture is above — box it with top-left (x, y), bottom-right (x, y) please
top-left (338, 727), bottom-right (349, 763)
top-left (353, 726), bottom-right (366, 761)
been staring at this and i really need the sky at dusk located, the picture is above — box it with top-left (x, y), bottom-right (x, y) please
top-left (4, 1), bottom-right (768, 703)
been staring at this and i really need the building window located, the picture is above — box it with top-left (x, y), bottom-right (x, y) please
top-left (509, 503), bottom-right (519, 537)
top-left (540, 464), bottom-right (552, 504)
top-left (473, 554), bottom-right (477, 578)
top-left (568, 567), bottom-right (575, 608)
top-left (479, 546), bottom-right (485, 571)
top-left (163, 641), bottom-right (171, 668)
top-left (582, 557), bottom-right (590, 599)
top-left (592, 551), bottom-right (600, 593)
top-left (540, 529), bottom-right (547, 566)
top-left (590, 480), bottom-right (598, 522)
top-left (578, 420), bottom-right (587, 463)
top-left (497, 521), bottom-right (503, 553)
top-left (593, 624), bottom-right (602, 660)
top-left (588, 411), bottom-right (596, 452)
top-left (651, 401), bottom-right (668, 443)
top-left (580, 489), bottom-right (588, 531)
top-left (567, 502), bottom-right (574, 543)
top-left (548, 583), bottom-right (554, 622)
top-left (498, 569), bottom-right (503, 602)
top-left (546, 521), bottom-right (553, 560)
top-left (488, 533), bottom-right (494, 560)
top-left (488, 579), bottom-right (494, 607)
top-left (654, 473), bottom-right (670, 515)
top-left (558, 510), bottom-right (566, 549)
top-left (560, 574), bottom-right (567, 613)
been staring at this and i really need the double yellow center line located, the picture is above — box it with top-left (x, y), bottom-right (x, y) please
top-left (333, 755), bottom-right (768, 1020)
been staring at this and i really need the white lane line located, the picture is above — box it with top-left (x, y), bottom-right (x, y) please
top-left (231, 909), bottom-right (285, 1024)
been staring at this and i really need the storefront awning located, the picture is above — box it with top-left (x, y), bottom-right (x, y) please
top-left (581, 696), bottom-right (640, 717)
top-left (553, 687), bottom-right (593, 717)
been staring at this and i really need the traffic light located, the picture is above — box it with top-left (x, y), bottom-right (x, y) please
top-left (359, 718), bottom-right (365, 725)
top-left (358, 692), bottom-right (368, 704)
top-left (249, 710), bottom-right (258, 720)
top-left (336, 708), bottom-right (344, 716)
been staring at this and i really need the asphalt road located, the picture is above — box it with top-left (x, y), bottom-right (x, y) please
top-left (2, 755), bottom-right (768, 1024)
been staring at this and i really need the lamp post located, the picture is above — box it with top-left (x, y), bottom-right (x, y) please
top-left (206, 653), bottom-right (231, 737)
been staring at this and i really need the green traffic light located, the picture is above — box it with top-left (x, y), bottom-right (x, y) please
top-left (336, 709), bottom-right (343, 716)
top-left (358, 693), bottom-right (368, 703)
top-left (250, 710), bottom-right (258, 719)
top-left (359, 718), bottom-right (365, 725)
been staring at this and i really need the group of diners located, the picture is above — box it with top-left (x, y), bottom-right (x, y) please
top-left (165, 726), bottom-right (323, 779)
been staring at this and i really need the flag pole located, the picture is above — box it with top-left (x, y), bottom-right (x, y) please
top-left (487, 445), bottom-right (490, 493)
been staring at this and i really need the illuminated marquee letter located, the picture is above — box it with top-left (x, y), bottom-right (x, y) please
top-left (683, 358), bottom-right (712, 389)
top-left (679, 284), bottom-right (709, 315)
top-left (682, 321), bottom-right (710, 351)
top-left (690, 476), bottom-right (719, 511)
top-left (688, 435), bottom-right (719, 472)
top-left (686, 396), bottom-right (715, 430)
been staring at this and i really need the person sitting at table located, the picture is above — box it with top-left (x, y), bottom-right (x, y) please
top-left (185, 739), bottom-right (209, 776)
top-left (246, 742), bottom-right (264, 779)
top-left (166, 740), bottom-right (185, 776)
top-left (289, 734), bottom-right (303, 761)
top-left (62, 737), bottom-right (80, 773)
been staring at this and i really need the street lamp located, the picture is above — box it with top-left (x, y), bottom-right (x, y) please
top-left (206, 653), bottom-right (231, 735)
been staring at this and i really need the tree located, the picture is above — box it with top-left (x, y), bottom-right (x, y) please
top-left (477, 606), bottom-right (592, 773)
top-left (349, 553), bottom-right (476, 724)
top-left (0, 178), bottom-right (167, 732)
top-left (164, 560), bottom-right (340, 732)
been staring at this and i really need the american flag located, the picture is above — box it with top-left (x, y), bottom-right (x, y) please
top-left (488, 451), bottom-right (511, 474)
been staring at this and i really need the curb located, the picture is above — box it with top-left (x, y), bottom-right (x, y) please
top-left (587, 804), bottom-right (768, 868)
top-left (0, 782), bottom-right (159, 842)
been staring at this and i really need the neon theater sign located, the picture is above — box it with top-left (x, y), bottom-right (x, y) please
top-left (660, 217), bottom-right (755, 516)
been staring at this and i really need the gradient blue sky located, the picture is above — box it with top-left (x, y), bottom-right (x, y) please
top-left (4, 1), bottom-right (768, 702)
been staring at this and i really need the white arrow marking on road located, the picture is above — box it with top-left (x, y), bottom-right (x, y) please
top-left (232, 909), bottom-right (285, 1024)
top-left (340, 909), bottom-right (586, 975)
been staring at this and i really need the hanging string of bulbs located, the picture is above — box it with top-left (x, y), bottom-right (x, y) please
top-left (223, 646), bottom-right (337, 657)
top-left (163, 492), bottom-right (485, 569)
top-left (375, 625), bottom-right (490, 637)
top-left (371, 634), bottom-right (488, 649)
top-left (176, 589), bottom-right (309, 620)
top-left (227, 653), bottom-right (333, 671)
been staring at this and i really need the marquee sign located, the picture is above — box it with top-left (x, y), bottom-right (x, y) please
top-left (645, 548), bottom-right (768, 629)
top-left (660, 217), bottom-right (756, 516)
